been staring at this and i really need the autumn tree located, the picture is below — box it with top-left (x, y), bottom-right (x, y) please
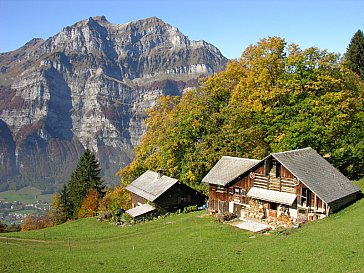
top-left (118, 37), bottom-right (364, 187)
top-left (0, 222), bottom-right (7, 233)
top-left (48, 193), bottom-right (67, 225)
top-left (21, 215), bottom-right (52, 231)
top-left (345, 29), bottom-right (364, 79)
top-left (62, 149), bottom-right (105, 219)
top-left (99, 185), bottom-right (131, 214)
top-left (77, 189), bottom-right (100, 218)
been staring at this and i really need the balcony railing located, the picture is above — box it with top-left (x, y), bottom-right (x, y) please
top-left (250, 172), bottom-right (298, 193)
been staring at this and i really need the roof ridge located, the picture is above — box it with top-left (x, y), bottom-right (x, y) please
top-left (272, 147), bottom-right (312, 155)
top-left (222, 156), bottom-right (259, 161)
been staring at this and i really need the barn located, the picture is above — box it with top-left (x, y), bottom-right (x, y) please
top-left (202, 147), bottom-right (361, 223)
top-left (126, 170), bottom-right (206, 219)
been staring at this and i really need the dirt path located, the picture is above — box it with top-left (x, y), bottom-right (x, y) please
top-left (0, 236), bottom-right (65, 244)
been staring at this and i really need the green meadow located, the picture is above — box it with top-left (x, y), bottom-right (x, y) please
top-left (0, 186), bottom-right (52, 203)
top-left (1, 180), bottom-right (363, 273)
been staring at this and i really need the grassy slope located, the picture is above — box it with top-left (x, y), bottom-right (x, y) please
top-left (0, 186), bottom-right (52, 203)
top-left (0, 180), bottom-right (363, 273)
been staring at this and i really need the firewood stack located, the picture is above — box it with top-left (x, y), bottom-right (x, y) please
top-left (277, 213), bottom-right (293, 226)
top-left (247, 200), bottom-right (265, 219)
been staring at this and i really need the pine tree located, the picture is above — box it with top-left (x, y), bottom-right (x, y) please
top-left (62, 149), bottom-right (104, 219)
top-left (60, 185), bottom-right (73, 219)
top-left (345, 29), bottom-right (364, 79)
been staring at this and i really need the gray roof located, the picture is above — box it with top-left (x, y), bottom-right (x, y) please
top-left (125, 203), bottom-right (156, 218)
top-left (126, 170), bottom-right (179, 202)
top-left (271, 147), bottom-right (360, 204)
top-left (247, 187), bottom-right (297, 205)
top-left (202, 156), bottom-right (260, 186)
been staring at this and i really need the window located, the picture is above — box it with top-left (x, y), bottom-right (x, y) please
top-left (270, 163), bottom-right (276, 176)
top-left (301, 188), bottom-right (312, 207)
top-left (276, 162), bottom-right (281, 177)
top-left (270, 202), bottom-right (277, 210)
top-left (265, 159), bottom-right (271, 175)
top-left (234, 187), bottom-right (242, 195)
top-left (265, 158), bottom-right (281, 177)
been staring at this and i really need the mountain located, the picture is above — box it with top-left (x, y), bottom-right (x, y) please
top-left (0, 16), bottom-right (227, 191)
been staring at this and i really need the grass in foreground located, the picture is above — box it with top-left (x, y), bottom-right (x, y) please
top-left (0, 181), bottom-right (363, 273)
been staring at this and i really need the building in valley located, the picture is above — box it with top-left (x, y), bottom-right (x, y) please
top-left (202, 148), bottom-right (361, 223)
top-left (126, 170), bottom-right (206, 219)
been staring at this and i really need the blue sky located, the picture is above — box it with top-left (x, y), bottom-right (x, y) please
top-left (0, 0), bottom-right (363, 59)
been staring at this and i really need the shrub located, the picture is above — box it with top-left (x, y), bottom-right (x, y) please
top-left (183, 205), bottom-right (198, 213)
top-left (99, 186), bottom-right (131, 215)
top-left (218, 212), bottom-right (237, 222)
top-left (21, 215), bottom-right (52, 231)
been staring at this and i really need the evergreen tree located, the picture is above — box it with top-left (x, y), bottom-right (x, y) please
top-left (62, 149), bottom-right (104, 219)
top-left (60, 185), bottom-right (73, 219)
top-left (345, 29), bottom-right (364, 79)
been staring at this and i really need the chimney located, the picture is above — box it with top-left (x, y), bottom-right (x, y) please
top-left (157, 168), bottom-right (164, 179)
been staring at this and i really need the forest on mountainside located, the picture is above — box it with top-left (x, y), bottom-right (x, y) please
top-left (118, 36), bottom-right (364, 191)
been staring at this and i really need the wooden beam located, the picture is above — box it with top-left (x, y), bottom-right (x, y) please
top-left (314, 193), bottom-right (317, 212)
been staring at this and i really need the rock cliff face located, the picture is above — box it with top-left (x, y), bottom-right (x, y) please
top-left (0, 16), bottom-right (227, 190)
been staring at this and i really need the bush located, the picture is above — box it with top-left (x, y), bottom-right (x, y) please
top-left (122, 213), bottom-right (133, 223)
top-left (97, 211), bottom-right (113, 222)
top-left (218, 212), bottom-right (237, 222)
top-left (183, 205), bottom-right (198, 213)
top-left (21, 215), bottom-right (52, 231)
top-left (0, 222), bottom-right (21, 233)
top-left (98, 186), bottom-right (131, 216)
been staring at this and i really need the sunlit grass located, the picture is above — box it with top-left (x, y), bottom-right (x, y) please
top-left (0, 182), bottom-right (363, 273)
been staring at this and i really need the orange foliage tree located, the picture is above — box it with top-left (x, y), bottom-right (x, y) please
top-left (77, 189), bottom-right (101, 219)
top-left (21, 215), bottom-right (52, 231)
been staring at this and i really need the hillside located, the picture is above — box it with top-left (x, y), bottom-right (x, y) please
top-left (0, 16), bottom-right (227, 191)
top-left (0, 180), bottom-right (363, 272)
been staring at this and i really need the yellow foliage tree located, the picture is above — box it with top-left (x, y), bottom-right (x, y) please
top-left (117, 36), bottom-right (364, 186)
top-left (99, 186), bottom-right (131, 214)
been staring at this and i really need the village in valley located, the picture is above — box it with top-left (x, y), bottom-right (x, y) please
top-left (0, 188), bottom-right (51, 226)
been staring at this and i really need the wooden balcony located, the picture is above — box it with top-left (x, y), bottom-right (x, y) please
top-left (251, 173), bottom-right (298, 194)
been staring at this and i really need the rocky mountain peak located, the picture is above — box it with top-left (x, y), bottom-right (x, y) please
top-left (0, 16), bottom-right (228, 191)
top-left (90, 15), bottom-right (109, 24)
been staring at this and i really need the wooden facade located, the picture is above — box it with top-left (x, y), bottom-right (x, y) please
top-left (127, 170), bottom-right (206, 219)
top-left (157, 183), bottom-right (205, 211)
top-left (131, 182), bottom-right (206, 212)
top-left (207, 158), bottom-right (329, 223)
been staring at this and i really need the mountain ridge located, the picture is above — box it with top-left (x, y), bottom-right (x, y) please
top-left (0, 16), bottom-right (228, 191)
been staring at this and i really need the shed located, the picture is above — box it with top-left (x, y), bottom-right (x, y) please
top-left (126, 170), bottom-right (206, 214)
top-left (125, 203), bottom-right (156, 220)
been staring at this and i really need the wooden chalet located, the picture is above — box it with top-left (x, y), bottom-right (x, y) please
top-left (202, 148), bottom-right (361, 223)
top-left (126, 170), bottom-right (205, 219)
